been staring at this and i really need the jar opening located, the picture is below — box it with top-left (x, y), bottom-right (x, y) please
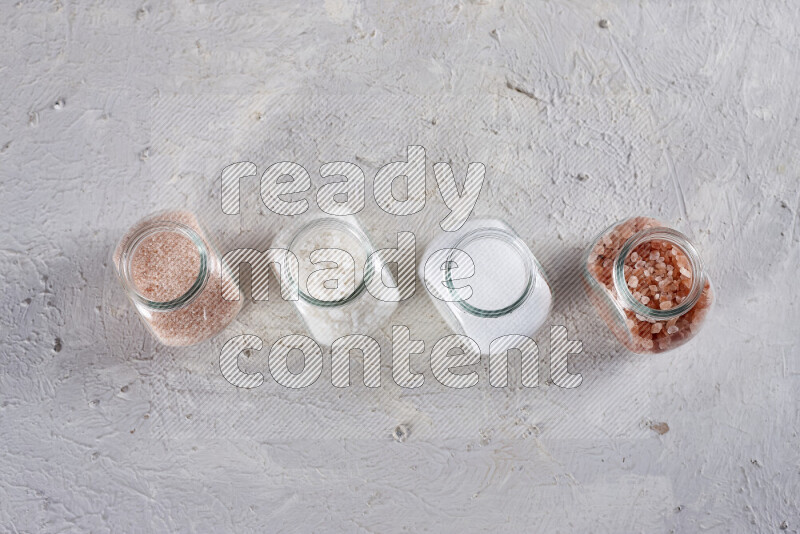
top-left (119, 222), bottom-right (209, 310)
top-left (287, 218), bottom-right (373, 308)
top-left (445, 228), bottom-right (535, 318)
top-left (613, 227), bottom-right (705, 320)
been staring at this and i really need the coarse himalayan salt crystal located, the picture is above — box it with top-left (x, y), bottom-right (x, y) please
top-left (651, 322), bottom-right (663, 334)
top-left (626, 239), bottom-right (692, 312)
top-left (584, 216), bottom-right (714, 354)
top-left (113, 210), bottom-right (242, 346)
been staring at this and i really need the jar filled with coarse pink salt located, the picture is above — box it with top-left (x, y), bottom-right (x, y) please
top-left (583, 216), bottom-right (713, 354)
top-left (113, 210), bottom-right (242, 346)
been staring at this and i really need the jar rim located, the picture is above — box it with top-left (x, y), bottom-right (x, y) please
top-left (287, 217), bottom-right (373, 308)
top-left (118, 221), bottom-right (210, 311)
top-left (445, 227), bottom-right (536, 318)
top-left (612, 226), bottom-right (706, 320)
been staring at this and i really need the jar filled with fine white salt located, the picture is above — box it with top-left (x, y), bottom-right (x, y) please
top-left (276, 216), bottom-right (399, 347)
top-left (420, 219), bottom-right (552, 354)
top-left (113, 210), bottom-right (242, 346)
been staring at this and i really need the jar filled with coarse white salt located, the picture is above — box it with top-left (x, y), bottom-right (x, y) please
top-left (582, 216), bottom-right (714, 354)
top-left (113, 210), bottom-right (242, 346)
top-left (420, 219), bottom-right (552, 354)
top-left (275, 216), bottom-right (399, 347)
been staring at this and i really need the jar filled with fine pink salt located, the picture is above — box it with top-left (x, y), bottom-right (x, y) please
top-left (583, 217), bottom-right (713, 354)
top-left (113, 210), bottom-right (242, 346)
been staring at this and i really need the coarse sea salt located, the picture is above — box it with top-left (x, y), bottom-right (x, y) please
top-left (275, 216), bottom-right (398, 347)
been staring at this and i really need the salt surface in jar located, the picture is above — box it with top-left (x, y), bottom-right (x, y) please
top-left (277, 216), bottom-right (399, 347)
top-left (113, 210), bottom-right (242, 346)
top-left (420, 219), bottom-right (552, 353)
top-left (583, 216), bottom-right (713, 354)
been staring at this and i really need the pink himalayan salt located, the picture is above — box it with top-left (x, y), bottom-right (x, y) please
top-left (651, 323), bottom-right (663, 334)
top-left (584, 216), bottom-right (713, 354)
top-left (130, 231), bottom-right (201, 302)
top-left (625, 238), bottom-right (692, 311)
top-left (114, 210), bottom-right (242, 347)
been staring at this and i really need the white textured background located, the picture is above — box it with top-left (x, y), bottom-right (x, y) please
top-left (1, 1), bottom-right (799, 532)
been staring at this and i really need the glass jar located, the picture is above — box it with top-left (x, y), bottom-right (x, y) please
top-left (582, 216), bottom-right (714, 354)
top-left (276, 216), bottom-right (399, 347)
top-left (113, 210), bottom-right (242, 346)
top-left (420, 219), bottom-right (552, 354)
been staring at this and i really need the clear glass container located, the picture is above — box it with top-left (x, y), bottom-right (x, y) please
top-left (420, 219), bottom-right (552, 354)
top-left (113, 210), bottom-right (242, 346)
top-left (582, 216), bottom-right (714, 354)
top-left (276, 216), bottom-right (399, 347)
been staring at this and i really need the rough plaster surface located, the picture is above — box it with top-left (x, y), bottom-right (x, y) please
top-left (1, 0), bottom-right (799, 532)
